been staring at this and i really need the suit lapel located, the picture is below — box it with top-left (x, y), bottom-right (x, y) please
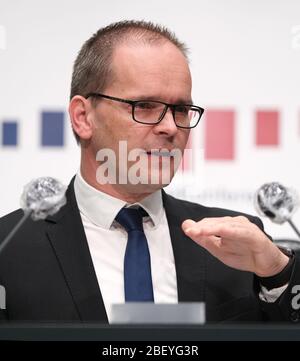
top-left (162, 191), bottom-right (207, 303)
top-left (46, 178), bottom-right (108, 322)
top-left (44, 179), bottom-right (208, 321)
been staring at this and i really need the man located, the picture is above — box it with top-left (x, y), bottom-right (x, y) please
top-left (0, 20), bottom-right (298, 323)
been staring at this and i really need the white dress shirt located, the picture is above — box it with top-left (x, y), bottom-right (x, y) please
top-left (74, 173), bottom-right (286, 322)
top-left (74, 173), bottom-right (178, 322)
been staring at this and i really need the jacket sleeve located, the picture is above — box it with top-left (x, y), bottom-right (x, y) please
top-left (258, 255), bottom-right (300, 322)
top-left (249, 215), bottom-right (300, 322)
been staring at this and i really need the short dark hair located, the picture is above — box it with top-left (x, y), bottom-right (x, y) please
top-left (70, 20), bottom-right (189, 143)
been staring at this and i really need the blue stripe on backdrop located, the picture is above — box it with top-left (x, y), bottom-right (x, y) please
top-left (41, 111), bottom-right (64, 146)
top-left (2, 121), bottom-right (18, 146)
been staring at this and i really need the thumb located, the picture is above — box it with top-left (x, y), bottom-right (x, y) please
top-left (182, 219), bottom-right (197, 234)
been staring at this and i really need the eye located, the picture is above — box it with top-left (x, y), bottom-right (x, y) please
top-left (135, 101), bottom-right (158, 110)
top-left (176, 105), bottom-right (190, 114)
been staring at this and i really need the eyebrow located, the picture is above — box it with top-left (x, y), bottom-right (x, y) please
top-left (131, 95), bottom-right (194, 104)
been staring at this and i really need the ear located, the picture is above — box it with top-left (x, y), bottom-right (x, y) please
top-left (69, 95), bottom-right (94, 141)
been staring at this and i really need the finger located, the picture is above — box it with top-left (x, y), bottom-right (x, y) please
top-left (182, 217), bottom-right (235, 234)
top-left (192, 235), bottom-right (225, 259)
top-left (187, 223), bottom-right (252, 246)
top-left (182, 216), bottom-right (250, 231)
top-left (182, 219), bottom-right (197, 233)
top-left (198, 216), bottom-right (250, 229)
top-left (203, 223), bottom-right (243, 239)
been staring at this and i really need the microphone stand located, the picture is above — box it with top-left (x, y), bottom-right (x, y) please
top-left (0, 209), bottom-right (33, 255)
top-left (287, 219), bottom-right (300, 240)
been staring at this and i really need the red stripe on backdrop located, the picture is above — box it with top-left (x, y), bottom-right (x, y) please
top-left (255, 110), bottom-right (279, 146)
top-left (204, 110), bottom-right (235, 160)
top-left (181, 135), bottom-right (192, 171)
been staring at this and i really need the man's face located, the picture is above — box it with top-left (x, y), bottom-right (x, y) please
top-left (89, 41), bottom-right (192, 194)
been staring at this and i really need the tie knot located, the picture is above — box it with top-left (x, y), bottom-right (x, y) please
top-left (115, 207), bottom-right (147, 232)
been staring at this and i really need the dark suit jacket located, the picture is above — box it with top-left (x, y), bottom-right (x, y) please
top-left (0, 178), bottom-right (299, 323)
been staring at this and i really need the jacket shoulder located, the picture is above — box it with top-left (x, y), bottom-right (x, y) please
top-left (163, 192), bottom-right (264, 229)
top-left (0, 209), bottom-right (25, 239)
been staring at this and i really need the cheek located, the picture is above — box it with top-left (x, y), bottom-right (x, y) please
top-left (124, 124), bottom-right (151, 147)
top-left (178, 131), bottom-right (190, 149)
top-left (91, 111), bottom-right (121, 148)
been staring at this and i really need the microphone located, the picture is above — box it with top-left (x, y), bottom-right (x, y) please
top-left (254, 182), bottom-right (300, 239)
top-left (0, 177), bottom-right (67, 255)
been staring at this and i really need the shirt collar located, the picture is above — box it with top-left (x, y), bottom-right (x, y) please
top-left (74, 172), bottom-right (163, 229)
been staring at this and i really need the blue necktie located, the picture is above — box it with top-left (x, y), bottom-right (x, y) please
top-left (115, 207), bottom-right (154, 302)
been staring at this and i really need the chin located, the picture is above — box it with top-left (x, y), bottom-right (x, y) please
top-left (124, 177), bottom-right (173, 196)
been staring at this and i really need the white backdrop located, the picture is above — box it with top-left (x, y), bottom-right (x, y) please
top-left (0, 0), bottom-right (300, 240)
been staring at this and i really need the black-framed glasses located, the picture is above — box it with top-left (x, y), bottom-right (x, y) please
top-left (85, 92), bottom-right (204, 129)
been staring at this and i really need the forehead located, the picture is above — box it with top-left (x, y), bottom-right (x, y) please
top-left (107, 42), bottom-right (192, 101)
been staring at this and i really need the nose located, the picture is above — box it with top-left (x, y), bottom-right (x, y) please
top-left (152, 106), bottom-right (178, 137)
